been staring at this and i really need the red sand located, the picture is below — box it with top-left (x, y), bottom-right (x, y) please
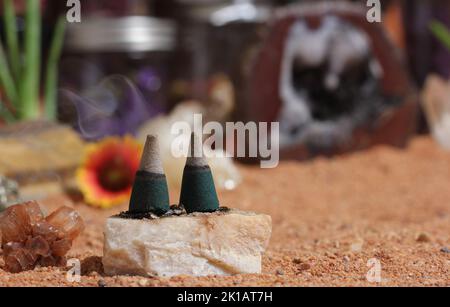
top-left (0, 136), bottom-right (449, 286)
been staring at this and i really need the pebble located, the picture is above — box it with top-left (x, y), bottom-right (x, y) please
top-left (293, 258), bottom-right (303, 264)
top-left (298, 263), bottom-right (311, 271)
top-left (139, 279), bottom-right (149, 287)
top-left (351, 242), bottom-right (363, 253)
top-left (416, 233), bottom-right (431, 243)
top-left (440, 247), bottom-right (450, 254)
top-left (276, 269), bottom-right (284, 276)
top-left (325, 252), bottom-right (337, 259)
top-left (98, 279), bottom-right (107, 287)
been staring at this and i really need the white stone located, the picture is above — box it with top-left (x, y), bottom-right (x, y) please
top-left (102, 210), bottom-right (272, 277)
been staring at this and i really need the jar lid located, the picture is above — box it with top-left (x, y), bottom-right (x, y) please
top-left (178, 0), bottom-right (273, 26)
top-left (66, 16), bottom-right (176, 53)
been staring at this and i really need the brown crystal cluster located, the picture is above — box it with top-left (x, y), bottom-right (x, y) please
top-left (0, 201), bottom-right (84, 273)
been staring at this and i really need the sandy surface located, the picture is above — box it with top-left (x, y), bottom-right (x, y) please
top-left (0, 136), bottom-right (449, 287)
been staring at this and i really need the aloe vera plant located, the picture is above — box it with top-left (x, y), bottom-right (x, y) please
top-left (430, 20), bottom-right (450, 52)
top-left (0, 0), bottom-right (66, 122)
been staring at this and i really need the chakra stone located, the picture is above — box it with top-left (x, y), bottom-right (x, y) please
top-left (0, 203), bottom-right (33, 243)
top-left (2, 242), bottom-right (24, 256)
top-left (32, 221), bottom-right (60, 243)
top-left (46, 206), bottom-right (84, 241)
top-left (0, 201), bottom-right (84, 273)
top-left (5, 248), bottom-right (37, 273)
top-left (39, 255), bottom-right (65, 267)
top-left (51, 239), bottom-right (73, 257)
top-left (23, 201), bottom-right (44, 224)
top-left (25, 236), bottom-right (50, 257)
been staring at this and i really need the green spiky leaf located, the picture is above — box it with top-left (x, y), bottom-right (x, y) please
top-left (19, 0), bottom-right (41, 120)
top-left (430, 20), bottom-right (450, 51)
top-left (3, 0), bottom-right (21, 81)
top-left (0, 41), bottom-right (18, 110)
top-left (44, 16), bottom-right (66, 120)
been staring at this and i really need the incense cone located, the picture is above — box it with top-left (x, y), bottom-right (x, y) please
top-left (179, 133), bottom-right (220, 213)
top-left (129, 135), bottom-right (170, 215)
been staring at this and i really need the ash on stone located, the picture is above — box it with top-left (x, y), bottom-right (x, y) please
top-left (116, 204), bottom-right (186, 220)
top-left (0, 201), bottom-right (84, 273)
top-left (116, 205), bottom-right (231, 220)
top-left (116, 211), bottom-right (160, 220)
top-left (164, 205), bottom-right (186, 217)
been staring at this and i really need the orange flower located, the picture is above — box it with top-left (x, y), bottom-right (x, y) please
top-left (77, 136), bottom-right (142, 208)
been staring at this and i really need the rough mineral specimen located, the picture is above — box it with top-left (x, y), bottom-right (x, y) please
top-left (103, 210), bottom-right (272, 277)
top-left (0, 201), bottom-right (84, 273)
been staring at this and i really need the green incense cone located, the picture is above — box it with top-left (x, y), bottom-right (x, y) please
top-left (180, 133), bottom-right (220, 214)
top-left (129, 135), bottom-right (170, 215)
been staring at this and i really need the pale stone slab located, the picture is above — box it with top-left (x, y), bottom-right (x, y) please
top-left (103, 210), bottom-right (272, 277)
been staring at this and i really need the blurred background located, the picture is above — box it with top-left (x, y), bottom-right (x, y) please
top-left (1, 0), bottom-right (450, 209)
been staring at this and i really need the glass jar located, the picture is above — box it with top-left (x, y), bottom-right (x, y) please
top-left (169, 0), bottom-right (274, 122)
top-left (58, 16), bottom-right (176, 140)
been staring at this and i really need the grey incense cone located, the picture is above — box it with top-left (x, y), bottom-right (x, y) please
top-left (129, 135), bottom-right (170, 215)
top-left (179, 133), bottom-right (220, 213)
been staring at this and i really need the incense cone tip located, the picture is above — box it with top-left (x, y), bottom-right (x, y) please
top-left (139, 135), bottom-right (164, 174)
top-left (186, 132), bottom-right (207, 167)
